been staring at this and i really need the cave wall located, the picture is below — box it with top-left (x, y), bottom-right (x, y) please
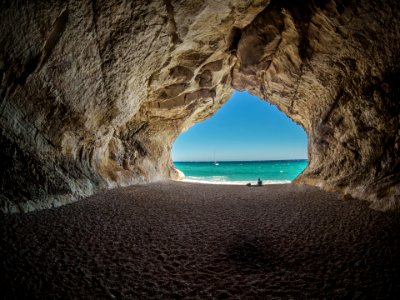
top-left (231, 0), bottom-right (400, 210)
top-left (0, 0), bottom-right (399, 212)
top-left (0, 0), bottom-right (267, 212)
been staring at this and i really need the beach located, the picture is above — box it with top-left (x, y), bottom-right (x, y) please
top-left (1, 181), bottom-right (400, 299)
top-left (173, 160), bottom-right (307, 185)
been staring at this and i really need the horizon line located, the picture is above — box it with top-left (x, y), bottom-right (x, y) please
top-left (174, 158), bottom-right (308, 163)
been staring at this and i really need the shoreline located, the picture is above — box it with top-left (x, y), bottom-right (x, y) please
top-left (173, 160), bottom-right (307, 187)
top-left (180, 178), bottom-right (291, 185)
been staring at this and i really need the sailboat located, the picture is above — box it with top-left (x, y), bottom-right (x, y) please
top-left (213, 151), bottom-right (219, 166)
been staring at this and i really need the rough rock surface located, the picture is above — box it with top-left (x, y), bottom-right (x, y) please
top-left (0, 0), bottom-right (399, 212)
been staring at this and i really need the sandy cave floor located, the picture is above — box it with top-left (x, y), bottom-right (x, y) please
top-left (1, 181), bottom-right (400, 299)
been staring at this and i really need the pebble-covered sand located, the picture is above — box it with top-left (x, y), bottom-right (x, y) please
top-left (1, 182), bottom-right (400, 299)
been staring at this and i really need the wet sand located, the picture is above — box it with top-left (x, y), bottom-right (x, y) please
top-left (1, 181), bottom-right (400, 299)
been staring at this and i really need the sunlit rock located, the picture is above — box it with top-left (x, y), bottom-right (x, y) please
top-left (0, 0), bottom-right (399, 212)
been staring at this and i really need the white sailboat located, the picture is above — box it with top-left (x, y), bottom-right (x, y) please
top-left (213, 151), bottom-right (219, 166)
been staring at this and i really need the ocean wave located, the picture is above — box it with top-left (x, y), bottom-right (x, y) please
top-left (181, 177), bottom-right (291, 185)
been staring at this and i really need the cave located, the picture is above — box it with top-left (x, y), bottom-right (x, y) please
top-left (1, 0), bottom-right (399, 213)
top-left (1, 1), bottom-right (400, 298)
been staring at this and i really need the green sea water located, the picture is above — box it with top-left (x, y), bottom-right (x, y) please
top-left (173, 160), bottom-right (308, 185)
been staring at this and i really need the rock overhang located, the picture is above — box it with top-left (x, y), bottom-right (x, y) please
top-left (0, 0), bottom-right (399, 212)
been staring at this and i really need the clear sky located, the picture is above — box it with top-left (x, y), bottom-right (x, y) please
top-left (172, 91), bottom-right (308, 162)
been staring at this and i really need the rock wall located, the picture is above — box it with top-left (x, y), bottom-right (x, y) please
top-left (0, 0), bottom-right (399, 212)
top-left (231, 0), bottom-right (400, 210)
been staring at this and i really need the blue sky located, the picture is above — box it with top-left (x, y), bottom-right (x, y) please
top-left (172, 91), bottom-right (308, 162)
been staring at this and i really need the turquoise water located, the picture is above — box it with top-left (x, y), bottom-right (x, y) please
top-left (174, 160), bottom-right (308, 185)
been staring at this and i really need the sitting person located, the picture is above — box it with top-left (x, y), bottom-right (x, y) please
top-left (257, 178), bottom-right (263, 186)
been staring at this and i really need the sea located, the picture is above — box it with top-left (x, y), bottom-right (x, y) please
top-left (173, 159), bottom-right (308, 185)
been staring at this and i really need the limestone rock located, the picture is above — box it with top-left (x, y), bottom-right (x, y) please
top-left (231, 0), bottom-right (400, 210)
top-left (0, 0), bottom-right (399, 212)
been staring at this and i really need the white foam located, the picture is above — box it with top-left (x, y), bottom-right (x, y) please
top-left (181, 178), bottom-right (291, 185)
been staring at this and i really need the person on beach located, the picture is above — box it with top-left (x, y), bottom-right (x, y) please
top-left (257, 178), bottom-right (262, 186)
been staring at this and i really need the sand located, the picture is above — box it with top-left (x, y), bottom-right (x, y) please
top-left (1, 181), bottom-right (400, 299)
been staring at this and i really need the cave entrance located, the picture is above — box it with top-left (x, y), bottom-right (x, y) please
top-left (172, 91), bottom-right (308, 184)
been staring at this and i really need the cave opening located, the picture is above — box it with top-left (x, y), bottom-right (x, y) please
top-left (0, 0), bottom-right (398, 214)
top-left (172, 91), bottom-right (308, 185)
